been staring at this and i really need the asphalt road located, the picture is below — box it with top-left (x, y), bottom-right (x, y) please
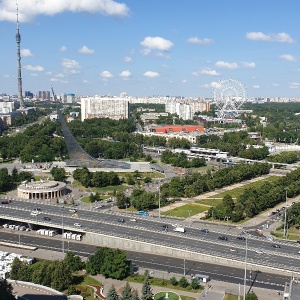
top-left (0, 231), bottom-right (288, 291)
top-left (1, 199), bottom-right (300, 273)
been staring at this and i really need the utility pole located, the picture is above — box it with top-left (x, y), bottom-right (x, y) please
top-left (284, 188), bottom-right (288, 239)
top-left (187, 210), bottom-right (192, 227)
top-left (158, 183), bottom-right (161, 219)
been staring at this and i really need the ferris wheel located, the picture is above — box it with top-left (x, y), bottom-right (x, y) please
top-left (213, 78), bottom-right (246, 119)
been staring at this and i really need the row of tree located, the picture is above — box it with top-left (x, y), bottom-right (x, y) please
top-left (266, 151), bottom-right (300, 164)
top-left (73, 167), bottom-right (120, 188)
top-left (162, 162), bottom-right (271, 198)
top-left (207, 167), bottom-right (300, 222)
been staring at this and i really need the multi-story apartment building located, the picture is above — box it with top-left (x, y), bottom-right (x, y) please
top-left (81, 96), bottom-right (129, 121)
top-left (36, 91), bottom-right (50, 101)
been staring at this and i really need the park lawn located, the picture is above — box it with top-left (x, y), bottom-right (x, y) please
top-left (195, 198), bottom-right (223, 207)
top-left (82, 276), bottom-right (102, 286)
top-left (207, 176), bottom-right (281, 199)
top-left (155, 292), bottom-right (179, 300)
top-left (162, 204), bottom-right (209, 218)
top-left (180, 296), bottom-right (196, 300)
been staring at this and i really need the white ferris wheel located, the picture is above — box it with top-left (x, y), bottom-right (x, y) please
top-left (213, 78), bottom-right (246, 119)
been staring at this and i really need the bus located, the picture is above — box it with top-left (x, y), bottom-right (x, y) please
top-left (193, 274), bottom-right (210, 283)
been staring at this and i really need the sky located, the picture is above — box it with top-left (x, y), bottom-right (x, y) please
top-left (1, 0), bottom-right (300, 98)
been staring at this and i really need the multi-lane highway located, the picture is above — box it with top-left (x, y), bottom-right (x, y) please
top-left (1, 199), bottom-right (300, 274)
top-left (0, 231), bottom-right (288, 292)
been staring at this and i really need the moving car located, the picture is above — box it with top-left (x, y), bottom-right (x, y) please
top-left (43, 216), bottom-right (51, 221)
top-left (129, 218), bottom-right (137, 222)
top-left (69, 208), bottom-right (77, 213)
top-left (74, 223), bottom-right (82, 227)
top-left (271, 244), bottom-right (281, 248)
top-left (236, 236), bottom-right (246, 240)
top-left (1, 200), bottom-right (11, 204)
top-left (117, 218), bottom-right (125, 223)
top-left (218, 236), bottom-right (228, 241)
top-left (200, 228), bottom-right (209, 233)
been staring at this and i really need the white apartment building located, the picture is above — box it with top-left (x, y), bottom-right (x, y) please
top-left (0, 101), bottom-right (15, 113)
top-left (81, 96), bottom-right (129, 121)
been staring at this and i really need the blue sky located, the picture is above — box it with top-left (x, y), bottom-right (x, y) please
top-left (0, 0), bottom-right (300, 98)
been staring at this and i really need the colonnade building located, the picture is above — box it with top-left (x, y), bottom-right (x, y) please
top-left (17, 180), bottom-right (67, 200)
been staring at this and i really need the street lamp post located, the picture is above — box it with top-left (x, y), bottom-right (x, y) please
top-left (187, 210), bottom-right (192, 227)
top-left (243, 237), bottom-right (248, 300)
top-left (62, 205), bottom-right (65, 256)
top-left (125, 203), bottom-right (128, 216)
top-left (284, 188), bottom-right (288, 239)
top-left (158, 183), bottom-right (161, 219)
top-left (225, 216), bottom-right (230, 228)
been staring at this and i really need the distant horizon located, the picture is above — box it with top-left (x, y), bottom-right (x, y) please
top-left (1, 0), bottom-right (300, 98)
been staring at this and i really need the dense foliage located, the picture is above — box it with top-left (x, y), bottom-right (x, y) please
top-left (0, 167), bottom-right (33, 193)
top-left (0, 119), bottom-right (67, 162)
top-left (266, 151), bottom-right (300, 164)
top-left (0, 279), bottom-right (15, 300)
top-left (162, 162), bottom-right (271, 198)
top-left (12, 108), bottom-right (50, 127)
top-left (86, 247), bottom-right (131, 280)
top-left (208, 167), bottom-right (300, 222)
top-left (50, 166), bottom-right (67, 182)
top-left (161, 150), bottom-right (206, 168)
top-left (73, 167), bottom-right (120, 188)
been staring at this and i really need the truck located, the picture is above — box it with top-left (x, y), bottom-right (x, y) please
top-left (174, 226), bottom-right (185, 233)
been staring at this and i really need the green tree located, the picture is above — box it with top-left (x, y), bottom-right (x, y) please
top-left (178, 276), bottom-right (188, 288)
top-left (107, 285), bottom-right (119, 300)
top-left (141, 271), bottom-right (153, 300)
top-left (64, 251), bottom-right (85, 272)
top-left (190, 278), bottom-right (199, 290)
top-left (50, 166), bottom-right (66, 182)
top-left (51, 261), bottom-right (72, 291)
top-left (121, 282), bottom-right (132, 300)
top-left (169, 276), bottom-right (178, 286)
top-left (0, 279), bottom-right (16, 300)
top-left (9, 257), bottom-right (22, 280)
top-left (245, 292), bottom-right (258, 300)
top-left (131, 289), bottom-right (140, 300)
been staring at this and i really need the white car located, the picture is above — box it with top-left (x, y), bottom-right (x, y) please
top-left (130, 218), bottom-right (137, 222)
top-left (69, 208), bottom-right (77, 213)
top-left (74, 223), bottom-right (82, 227)
top-left (30, 211), bottom-right (40, 216)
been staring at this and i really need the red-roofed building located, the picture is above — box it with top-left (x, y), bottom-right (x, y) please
top-left (154, 125), bottom-right (204, 133)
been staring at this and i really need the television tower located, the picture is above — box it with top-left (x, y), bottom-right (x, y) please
top-left (16, 1), bottom-right (25, 109)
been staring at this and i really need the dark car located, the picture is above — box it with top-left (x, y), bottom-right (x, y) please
top-left (271, 244), bottom-right (281, 248)
top-left (236, 236), bottom-right (246, 240)
top-left (1, 200), bottom-right (11, 204)
top-left (117, 218), bottom-right (125, 223)
top-left (43, 216), bottom-right (51, 221)
top-left (161, 225), bottom-right (168, 231)
top-left (218, 236), bottom-right (228, 241)
top-left (201, 228), bottom-right (209, 233)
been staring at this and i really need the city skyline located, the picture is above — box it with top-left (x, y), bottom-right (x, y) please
top-left (0, 0), bottom-right (300, 98)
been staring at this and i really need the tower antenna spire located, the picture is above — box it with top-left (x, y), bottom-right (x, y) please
top-left (16, 0), bottom-right (25, 109)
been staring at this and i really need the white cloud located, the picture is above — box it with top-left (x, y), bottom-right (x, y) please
top-left (182, 80), bottom-right (187, 84)
top-left (193, 68), bottom-right (220, 76)
top-left (241, 62), bottom-right (256, 68)
top-left (272, 83), bottom-right (279, 87)
top-left (187, 37), bottom-right (213, 45)
top-left (246, 31), bottom-right (294, 43)
top-left (50, 78), bottom-right (59, 82)
top-left (60, 46), bottom-right (67, 52)
top-left (21, 49), bottom-right (33, 57)
top-left (0, 0), bottom-right (129, 22)
top-left (45, 71), bottom-right (52, 75)
top-left (119, 70), bottom-right (131, 79)
top-left (215, 61), bottom-right (238, 69)
top-left (211, 82), bottom-right (221, 88)
top-left (289, 82), bottom-right (299, 89)
top-left (140, 36), bottom-right (174, 51)
top-left (79, 45), bottom-right (95, 54)
top-left (24, 64), bottom-right (44, 71)
top-left (62, 58), bottom-right (80, 69)
top-left (55, 73), bottom-right (65, 78)
top-left (3, 75), bottom-right (10, 78)
top-left (143, 71), bottom-right (159, 78)
top-left (123, 56), bottom-right (132, 63)
top-left (253, 85), bottom-right (260, 89)
top-left (68, 69), bottom-right (80, 74)
top-left (279, 54), bottom-right (296, 62)
top-left (83, 80), bottom-right (89, 84)
top-left (30, 73), bottom-right (38, 77)
top-left (140, 48), bottom-right (151, 56)
top-left (101, 70), bottom-right (114, 78)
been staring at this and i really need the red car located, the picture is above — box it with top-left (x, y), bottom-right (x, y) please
top-left (1, 200), bottom-right (11, 204)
